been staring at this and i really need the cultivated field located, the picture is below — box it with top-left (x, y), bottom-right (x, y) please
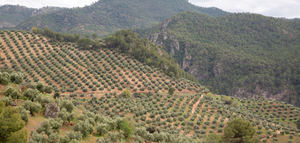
top-left (80, 92), bottom-right (300, 142)
top-left (0, 31), bottom-right (204, 96)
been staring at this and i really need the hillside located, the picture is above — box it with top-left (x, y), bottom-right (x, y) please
top-left (0, 29), bottom-right (299, 142)
top-left (1, 69), bottom-right (300, 143)
top-left (0, 72), bottom-right (200, 143)
top-left (12, 0), bottom-right (226, 37)
top-left (0, 5), bottom-right (62, 28)
top-left (140, 12), bottom-right (300, 106)
top-left (0, 30), bottom-right (205, 97)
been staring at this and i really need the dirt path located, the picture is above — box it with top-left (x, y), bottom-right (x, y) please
top-left (192, 94), bottom-right (203, 114)
top-left (26, 115), bottom-right (46, 141)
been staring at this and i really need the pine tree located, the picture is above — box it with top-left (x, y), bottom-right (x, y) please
top-left (0, 102), bottom-right (27, 143)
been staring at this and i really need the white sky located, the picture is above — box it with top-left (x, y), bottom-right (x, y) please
top-left (0, 0), bottom-right (299, 18)
top-left (0, 0), bottom-right (98, 8)
top-left (190, 0), bottom-right (300, 18)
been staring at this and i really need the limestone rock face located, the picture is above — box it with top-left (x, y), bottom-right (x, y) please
top-left (44, 103), bottom-right (60, 118)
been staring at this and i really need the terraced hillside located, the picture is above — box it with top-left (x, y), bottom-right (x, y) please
top-left (0, 30), bottom-right (204, 96)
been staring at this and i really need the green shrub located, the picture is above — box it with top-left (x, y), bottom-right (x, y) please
top-left (4, 86), bottom-right (21, 99)
top-left (18, 107), bottom-right (29, 123)
top-left (43, 86), bottom-right (53, 94)
top-left (48, 133), bottom-right (59, 143)
top-left (58, 109), bottom-right (74, 124)
top-left (0, 72), bottom-right (10, 85)
top-left (223, 118), bottom-right (256, 143)
top-left (168, 87), bottom-right (175, 95)
top-left (120, 89), bottom-right (131, 98)
top-left (0, 102), bottom-right (27, 143)
top-left (296, 119), bottom-right (300, 129)
top-left (73, 120), bottom-right (93, 138)
top-left (35, 95), bottom-right (52, 107)
top-left (60, 131), bottom-right (82, 143)
top-left (222, 96), bottom-right (233, 105)
top-left (28, 131), bottom-right (47, 143)
top-left (10, 72), bottom-right (24, 84)
top-left (60, 100), bottom-right (74, 113)
top-left (36, 82), bottom-right (45, 92)
top-left (6, 129), bottom-right (27, 143)
top-left (23, 101), bottom-right (42, 115)
top-left (106, 131), bottom-right (124, 142)
top-left (119, 119), bottom-right (134, 138)
top-left (96, 123), bottom-right (108, 136)
top-left (23, 88), bottom-right (40, 101)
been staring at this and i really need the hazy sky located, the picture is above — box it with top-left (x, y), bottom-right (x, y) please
top-left (0, 0), bottom-right (98, 8)
top-left (190, 0), bottom-right (300, 18)
top-left (0, 0), bottom-right (299, 18)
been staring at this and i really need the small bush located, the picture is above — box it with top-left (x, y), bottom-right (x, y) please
top-left (223, 96), bottom-right (233, 105)
top-left (168, 87), bottom-right (175, 95)
top-left (120, 89), bottom-right (131, 98)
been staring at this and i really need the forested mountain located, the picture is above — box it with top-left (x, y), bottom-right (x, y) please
top-left (0, 5), bottom-right (35, 28)
top-left (140, 12), bottom-right (300, 106)
top-left (0, 5), bottom-right (62, 28)
top-left (12, 0), bottom-right (226, 37)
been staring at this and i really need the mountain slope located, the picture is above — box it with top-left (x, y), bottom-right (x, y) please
top-left (0, 30), bottom-right (204, 96)
top-left (1, 71), bottom-right (299, 143)
top-left (0, 72), bottom-right (201, 143)
top-left (141, 12), bottom-right (300, 106)
top-left (0, 5), bottom-right (35, 28)
top-left (0, 5), bottom-right (62, 28)
top-left (14, 0), bottom-right (226, 37)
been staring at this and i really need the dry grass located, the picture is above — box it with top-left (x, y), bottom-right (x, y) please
top-left (25, 114), bottom-right (47, 141)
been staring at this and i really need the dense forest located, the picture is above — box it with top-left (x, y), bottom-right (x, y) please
top-left (141, 12), bottom-right (300, 106)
